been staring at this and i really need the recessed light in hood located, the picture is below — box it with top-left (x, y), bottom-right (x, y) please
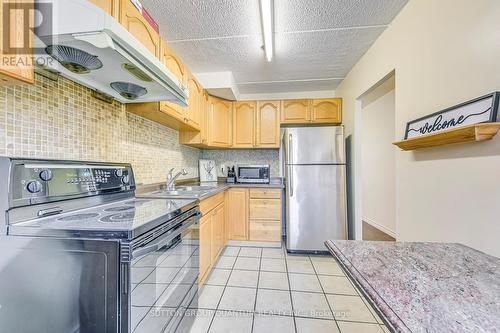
top-left (46, 45), bottom-right (103, 74)
top-left (110, 82), bottom-right (147, 101)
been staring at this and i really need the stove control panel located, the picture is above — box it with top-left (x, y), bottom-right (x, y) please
top-left (9, 159), bottom-right (136, 207)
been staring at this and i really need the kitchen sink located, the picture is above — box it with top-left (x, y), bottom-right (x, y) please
top-left (148, 185), bottom-right (220, 199)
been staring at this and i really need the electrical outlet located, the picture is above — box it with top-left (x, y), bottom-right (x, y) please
top-left (221, 165), bottom-right (226, 176)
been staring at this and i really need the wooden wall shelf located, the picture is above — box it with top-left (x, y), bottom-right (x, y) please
top-left (393, 122), bottom-right (500, 151)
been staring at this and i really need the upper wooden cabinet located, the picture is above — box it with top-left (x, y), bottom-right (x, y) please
top-left (233, 101), bottom-right (256, 148)
top-left (281, 99), bottom-right (310, 124)
top-left (281, 98), bottom-right (342, 125)
top-left (311, 98), bottom-right (342, 124)
top-left (118, 0), bottom-right (160, 58)
top-left (208, 97), bottom-right (233, 148)
top-left (0, 0), bottom-right (34, 85)
top-left (256, 101), bottom-right (281, 148)
top-left (186, 74), bottom-right (202, 129)
top-left (89, 0), bottom-right (119, 17)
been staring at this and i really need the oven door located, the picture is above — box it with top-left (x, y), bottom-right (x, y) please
top-left (122, 209), bottom-right (200, 333)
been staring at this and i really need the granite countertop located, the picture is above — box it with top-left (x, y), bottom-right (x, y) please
top-left (325, 240), bottom-right (500, 333)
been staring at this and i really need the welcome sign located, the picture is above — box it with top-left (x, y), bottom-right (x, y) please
top-left (404, 92), bottom-right (500, 139)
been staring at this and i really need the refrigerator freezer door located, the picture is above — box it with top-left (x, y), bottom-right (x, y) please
top-left (286, 165), bottom-right (347, 252)
top-left (284, 127), bottom-right (345, 165)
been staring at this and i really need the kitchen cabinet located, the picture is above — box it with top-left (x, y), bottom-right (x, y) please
top-left (281, 98), bottom-right (342, 125)
top-left (186, 74), bottom-right (202, 129)
top-left (89, 0), bottom-right (119, 17)
top-left (208, 97), bottom-right (233, 147)
top-left (249, 189), bottom-right (282, 242)
top-left (256, 101), bottom-right (281, 148)
top-left (311, 98), bottom-right (342, 124)
top-left (233, 101), bottom-right (256, 148)
top-left (0, 0), bottom-right (34, 85)
top-left (211, 203), bottom-right (225, 262)
top-left (118, 0), bottom-right (160, 58)
top-left (227, 188), bottom-right (249, 240)
top-left (281, 99), bottom-right (311, 124)
top-left (179, 90), bottom-right (210, 146)
top-left (199, 213), bottom-right (212, 282)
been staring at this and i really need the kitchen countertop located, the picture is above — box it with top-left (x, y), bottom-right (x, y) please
top-left (136, 178), bottom-right (285, 201)
top-left (325, 240), bottom-right (500, 333)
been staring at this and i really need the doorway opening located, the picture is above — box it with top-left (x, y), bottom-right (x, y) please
top-left (356, 73), bottom-right (397, 241)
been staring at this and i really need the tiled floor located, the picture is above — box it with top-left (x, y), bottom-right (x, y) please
top-left (179, 245), bottom-right (389, 333)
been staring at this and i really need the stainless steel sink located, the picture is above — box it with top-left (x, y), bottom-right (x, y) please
top-left (147, 185), bottom-right (220, 199)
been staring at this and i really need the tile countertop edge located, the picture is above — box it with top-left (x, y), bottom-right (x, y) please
top-left (324, 240), bottom-right (410, 333)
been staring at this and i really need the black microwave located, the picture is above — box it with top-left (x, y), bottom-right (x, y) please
top-left (236, 165), bottom-right (270, 184)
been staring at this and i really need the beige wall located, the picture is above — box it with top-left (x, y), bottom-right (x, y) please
top-left (361, 88), bottom-right (396, 236)
top-left (0, 74), bottom-right (200, 185)
top-left (336, 0), bottom-right (500, 256)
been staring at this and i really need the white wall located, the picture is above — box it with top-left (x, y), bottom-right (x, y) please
top-left (336, 0), bottom-right (500, 257)
top-left (361, 88), bottom-right (396, 237)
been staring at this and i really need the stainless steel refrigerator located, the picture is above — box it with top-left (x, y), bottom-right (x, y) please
top-left (283, 126), bottom-right (347, 253)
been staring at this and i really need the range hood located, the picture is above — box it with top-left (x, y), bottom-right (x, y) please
top-left (34, 0), bottom-right (188, 105)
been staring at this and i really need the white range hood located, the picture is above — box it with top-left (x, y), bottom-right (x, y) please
top-left (34, 0), bottom-right (188, 105)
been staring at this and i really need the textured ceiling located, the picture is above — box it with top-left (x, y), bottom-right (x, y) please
top-left (141, 0), bottom-right (408, 95)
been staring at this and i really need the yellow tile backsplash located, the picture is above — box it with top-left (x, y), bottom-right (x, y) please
top-left (0, 74), bottom-right (200, 185)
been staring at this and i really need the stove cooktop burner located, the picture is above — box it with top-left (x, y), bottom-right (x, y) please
top-left (57, 213), bottom-right (100, 222)
top-left (104, 206), bottom-right (134, 212)
top-left (100, 212), bottom-right (135, 223)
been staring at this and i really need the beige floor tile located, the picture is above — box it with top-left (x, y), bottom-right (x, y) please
top-left (131, 267), bottom-right (155, 284)
top-left (361, 297), bottom-right (385, 324)
top-left (209, 310), bottom-right (253, 333)
top-left (309, 255), bottom-right (336, 263)
top-left (134, 306), bottom-right (174, 333)
top-left (155, 284), bottom-right (192, 308)
top-left (159, 254), bottom-right (191, 267)
top-left (289, 273), bottom-right (323, 293)
top-left (258, 271), bottom-right (290, 290)
top-left (291, 291), bottom-right (333, 319)
top-left (131, 283), bottom-right (168, 307)
top-left (233, 257), bottom-right (260, 270)
top-left (215, 256), bottom-right (237, 269)
top-left (227, 270), bottom-right (259, 288)
top-left (142, 267), bottom-right (179, 284)
top-left (189, 285), bottom-right (224, 309)
top-left (295, 317), bottom-right (339, 333)
top-left (176, 309), bottom-right (215, 333)
top-left (337, 321), bottom-right (385, 333)
top-left (318, 275), bottom-right (358, 295)
top-left (255, 289), bottom-right (293, 316)
top-left (253, 314), bottom-right (295, 333)
top-left (222, 246), bottom-right (240, 257)
top-left (218, 287), bottom-right (256, 312)
top-left (131, 306), bottom-right (149, 331)
top-left (262, 248), bottom-right (285, 258)
top-left (312, 261), bottom-right (345, 276)
top-left (285, 254), bottom-right (310, 261)
top-left (260, 258), bottom-right (287, 272)
top-left (327, 295), bottom-right (377, 323)
top-left (287, 260), bottom-right (315, 274)
top-left (238, 247), bottom-right (262, 258)
top-left (205, 269), bottom-right (231, 286)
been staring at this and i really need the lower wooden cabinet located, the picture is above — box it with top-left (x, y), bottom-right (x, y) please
top-left (248, 189), bottom-right (282, 242)
top-left (211, 204), bottom-right (225, 262)
top-left (227, 188), bottom-right (249, 240)
top-left (199, 213), bottom-right (212, 282)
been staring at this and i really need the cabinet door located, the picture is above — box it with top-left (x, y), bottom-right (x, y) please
top-left (186, 75), bottom-right (202, 129)
top-left (0, 0), bottom-right (34, 85)
top-left (119, 0), bottom-right (160, 58)
top-left (281, 99), bottom-right (310, 124)
top-left (159, 41), bottom-right (186, 121)
top-left (211, 204), bottom-right (225, 263)
top-left (233, 101), bottom-right (256, 148)
top-left (199, 213), bottom-right (212, 282)
top-left (256, 101), bottom-right (280, 148)
top-left (208, 97), bottom-right (233, 147)
top-left (227, 189), bottom-right (248, 240)
top-left (89, 0), bottom-right (119, 17)
top-left (311, 98), bottom-right (342, 124)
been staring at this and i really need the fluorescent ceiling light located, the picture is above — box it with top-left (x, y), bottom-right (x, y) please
top-left (260, 0), bottom-right (274, 62)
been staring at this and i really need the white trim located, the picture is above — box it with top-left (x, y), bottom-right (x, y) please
top-left (362, 217), bottom-right (396, 238)
top-left (226, 240), bottom-right (281, 248)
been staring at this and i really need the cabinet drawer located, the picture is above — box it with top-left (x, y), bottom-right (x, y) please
top-left (249, 188), bottom-right (281, 199)
top-left (199, 192), bottom-right (224, 215)
top-left (249, 220), bottom-right (281, 242)
top-left (249, 199), bottom-right (281, 220)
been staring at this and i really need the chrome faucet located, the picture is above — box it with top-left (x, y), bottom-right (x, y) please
top-left (166, 168), bottom-right (188, 192)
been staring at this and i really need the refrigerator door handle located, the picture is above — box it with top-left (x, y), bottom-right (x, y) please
top-left (289, 134), bottom-right (294, 197)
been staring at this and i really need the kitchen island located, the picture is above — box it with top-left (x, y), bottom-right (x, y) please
top-left (325, 240), bottom-right (500, 333)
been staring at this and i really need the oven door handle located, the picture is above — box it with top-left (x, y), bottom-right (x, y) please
top-left (131, 213), bottom-right (200, 260)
